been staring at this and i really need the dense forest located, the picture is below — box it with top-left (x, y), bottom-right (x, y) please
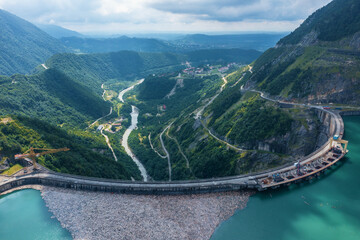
top-left (0, 69), bottom-right (109, 128)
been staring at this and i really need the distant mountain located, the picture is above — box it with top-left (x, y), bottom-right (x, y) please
top-left (187, 49), bottom-right (261, 65)
top-left (0, 10), bottom-right (67, 76)
top-left (245, 0), bottom-right (360, 105)
top-left (60, 36), bottom-right (174, 53)
top-left (37, 24), bottom-right (84, 39)
top-left (174, 34), bottom-right (287, 52)
top-left (60, 33), bottom-right (282, 54)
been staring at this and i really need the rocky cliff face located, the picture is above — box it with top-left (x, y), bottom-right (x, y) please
top-left (232, 108), bottom-right (332, 175)
top-left (245, 109), bottom-right (327, 157)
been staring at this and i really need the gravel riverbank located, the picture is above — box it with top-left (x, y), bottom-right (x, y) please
top-left (41, 187), bottom-right (253, 240)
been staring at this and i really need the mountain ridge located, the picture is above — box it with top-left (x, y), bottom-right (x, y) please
top-left (0, 9), bottom-right (68, 76)
top-left (244, 0), bottom-right (360, 105)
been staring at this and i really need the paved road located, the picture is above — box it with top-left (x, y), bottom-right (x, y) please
top-left (160, 122), bottom-right (173, 181)
top-left (101, 129), bottom-right (118, 162)
top-left (194, 76), bottom-right (227, 119)
top-left (88, 107), bottom-right (113, 128)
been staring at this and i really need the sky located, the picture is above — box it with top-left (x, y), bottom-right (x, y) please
top-left (0, 0), bottom-right (333, 35)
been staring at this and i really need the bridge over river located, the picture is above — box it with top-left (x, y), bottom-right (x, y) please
top-left (0, 94), bottom-right (353, 195)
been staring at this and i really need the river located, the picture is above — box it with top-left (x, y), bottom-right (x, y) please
top-left (121, 105), bottom-right (149, 181)
top-left (118, 79), bottom-right (148, 181)
top-left (211, 115), bottom-right (360, 240)
top-left (0, 189), bottom-right (72, 240)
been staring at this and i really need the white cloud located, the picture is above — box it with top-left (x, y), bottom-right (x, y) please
top-left (0, 0), bottom-right (332, 34)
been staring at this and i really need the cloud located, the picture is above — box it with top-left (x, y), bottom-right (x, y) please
top-left (0, 0), bottom-right (333, 34)
top-left (148, 0), bottom-right (332, 21)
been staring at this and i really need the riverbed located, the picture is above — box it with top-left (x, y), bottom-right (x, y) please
top-left (121, 105), bottom-right (149, 181)
top-left (118, 79), bottom-right (148, 181)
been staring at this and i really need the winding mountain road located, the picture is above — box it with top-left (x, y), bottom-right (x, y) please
top-left (194, 76), bottom-right (227, 120)
top-left (148, 133), bottom-right (167, 159)
top-left (160, 122), bottom-right (173, 181)
top-left (88, 107), bottom-right (113, 128)
top-left (101, 129), bottom-right (118, 162)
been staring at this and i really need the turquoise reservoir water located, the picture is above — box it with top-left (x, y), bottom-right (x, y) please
top-left (212, 116), bottom-right (360, 240)
top-left (0, 189), bottom-right (72, 240)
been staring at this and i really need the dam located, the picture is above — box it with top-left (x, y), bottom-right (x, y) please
top-left (0, 103), bottom-right (352, 195)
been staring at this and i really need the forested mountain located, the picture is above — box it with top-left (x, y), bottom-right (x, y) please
top-left (37, 24), bottom-right (84, 39)
top-left (46, 49), bottom-right (261, 93)
top-left (0, 10), bottom-right (67, 75)
top-left (46, 51), bottom-right (186, 93)
top-left (245, 0), bottom-right (360, 104)
top-left (0, 69), bottom-right (110, 127)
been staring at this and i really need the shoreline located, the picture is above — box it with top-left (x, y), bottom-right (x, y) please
top-left (0, 184), bottom-right (44, 196)
top-left (38, 186), bottom-right (253, 240)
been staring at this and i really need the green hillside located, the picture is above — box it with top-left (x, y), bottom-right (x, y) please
top-left (0, 10), bottom-right (67, 76)
top-left (0, 69), bottom-right (110, 127)
top-left (246, 0), bottom-right (360, 104)
top-left (119, 65), bottom-right (320, 180)
top-left (0, 116), bottom-right (139, 179)
top-left (46, 51), bottom-right (185, 94)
